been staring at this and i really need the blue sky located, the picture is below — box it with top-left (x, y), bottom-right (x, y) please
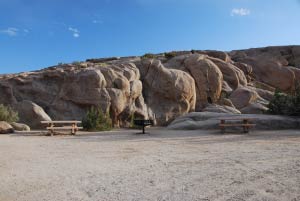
top-left (1, 0), bottom-right (300, 74)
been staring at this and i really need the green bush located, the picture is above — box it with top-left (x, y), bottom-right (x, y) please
top-left (82, 106), bottom-right (112, 131)
top-left (0, 104), bottom-right (19, 123)
top-left (267, 86), bottom-right (300, 116)
top-left (164, 52), bottom-right (177, 59)
top-left (141, 53), bottom-right (156, 59)
top-left (72, 61), bottom-right (81, 65)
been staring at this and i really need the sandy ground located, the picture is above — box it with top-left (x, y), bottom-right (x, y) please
top-left (0, 128), bottom-right (300, 201)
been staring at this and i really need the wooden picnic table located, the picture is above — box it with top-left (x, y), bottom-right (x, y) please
top-left (41, 120), bottom-right (82, 136)
top-left (219, 118), bottom-right (256, 134)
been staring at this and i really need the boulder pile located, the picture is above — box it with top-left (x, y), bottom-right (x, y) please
top-left (1, 46), bottom-right (299, 128)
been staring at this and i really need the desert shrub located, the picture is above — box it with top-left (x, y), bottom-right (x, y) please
top-left (267, 86), bottom-right (300, 116)
top-left (164, 52), bottom-right (177, 59)
top-left (82, 106), bottom-right (112, 131)
top-left (0, 104), bottom-right (19, 123)
top-left (98, 63), bottom-right (108, 67)
top-left (220, 91), bottom-right (230, 99)
top-left (267, 89), bottom-right (289, 115)
top-left (141, 53), bottom-right (156, 59)
top-left (72, 61), bottom-right (81, 65)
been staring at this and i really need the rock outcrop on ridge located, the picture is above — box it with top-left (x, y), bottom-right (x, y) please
top-left (1, 45), bottom-right (300, 128)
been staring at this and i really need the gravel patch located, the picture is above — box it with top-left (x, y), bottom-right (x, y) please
top-left (1, 129), bottom-right (300, 201)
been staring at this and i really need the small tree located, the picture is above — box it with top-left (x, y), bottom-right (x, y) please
top-left (82, 106), bottom-right (112, 131)
top-left (0, 104), bottom-right (19, 123)
top-left (267, 85), bottom-right (300, 116)
top-left (267, 89), bottom-right (288, 115)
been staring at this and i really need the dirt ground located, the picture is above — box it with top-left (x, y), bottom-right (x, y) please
top-left (0, 128), bottom-right (300, 201)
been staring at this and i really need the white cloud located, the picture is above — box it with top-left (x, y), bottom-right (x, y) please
top-left (68, 27), bottom-right (80, 38)
top-left (0, 28), bottom-right (30, 36)
top-left (68, 27), bottom-right (78, 33)
top-left (73, 32), bottom-right (80, 38)
top-left (92, 20), bottom-right (103, 24)
top-left (0, 27), bottom-right (19, 36)
top-left (231, 8), bottom-right (251, 16)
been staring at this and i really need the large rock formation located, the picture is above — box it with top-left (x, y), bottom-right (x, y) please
top-left (15, 100), bottom-right (52, 129)
top-left (230, 46), bottom-right (300, 92)
top-left (183, 55), bottom-right (223, 110)
top-left (0, 46), bottom-right (300, 128)
top-left (138, 59), bottom-right (196, 125)
top-left (0, 62), bottom-right (151, 128)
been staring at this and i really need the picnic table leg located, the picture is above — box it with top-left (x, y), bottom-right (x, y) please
top-left (220, 120), bottom-right (225, 134)
top-left (74, 123), bottom-right (77, 135)
top-left (71, 123), bottom-right (75, 135)
top-left (50, 123), bottom-right (54, 136)
top-left (243, 119), bottom-right (249, 133)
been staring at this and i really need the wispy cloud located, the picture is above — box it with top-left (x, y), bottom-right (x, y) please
top-left (0, 27), bottom-right (30, 37)
top-left (231, 8), bottom-right (251, 16)
top-left (23, 29), bottom-right (30, 36)
top-left (68, 27), bottom-right (80, 38)
top-left (0, 27), bottom-right (19, 36)
top-left (91, 13), bottom-right (104, 25)
top-left (92, 20), bottom-right (103, 24)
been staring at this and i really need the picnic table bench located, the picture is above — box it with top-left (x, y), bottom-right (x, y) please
top-left (41, 121), bottom-right (83, 136)
top-left (134, 119), bottom-right (154, 134)
top-left (219, 118), bottom-right (256, 134)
